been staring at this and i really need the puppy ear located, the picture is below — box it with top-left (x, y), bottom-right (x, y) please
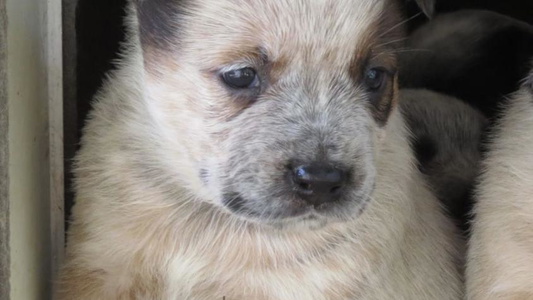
top-left (133, 0), bottom-right (185, 51)
top-left (413, 0), bottom-right (435, 18)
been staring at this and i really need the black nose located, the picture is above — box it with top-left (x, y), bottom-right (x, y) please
top-left (291, 164), bottom-right (347, 206)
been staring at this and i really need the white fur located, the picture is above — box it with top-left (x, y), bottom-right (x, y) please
top-left (467, 85), bottom-right (533, 299)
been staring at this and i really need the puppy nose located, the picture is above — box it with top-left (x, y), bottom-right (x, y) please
top-left (291, 164), bottom-right (347, 206)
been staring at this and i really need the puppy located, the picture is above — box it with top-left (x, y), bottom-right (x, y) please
top-left (400, 89), bottom-right (488, 231)
top-left (57, 0), bottom-right (462, 299)
top-left (467, 66), bottom-right (533, 299)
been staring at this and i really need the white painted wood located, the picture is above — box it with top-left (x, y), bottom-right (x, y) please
top-left (48, 0), bottom-right (65, 289)
top-left (5, 0), bottom-right (64, 298)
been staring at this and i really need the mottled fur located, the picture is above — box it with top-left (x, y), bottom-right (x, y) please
top-left (57, 0), bottom-right (461, 299)
top-left (467, 68), bottom-right (533, 299)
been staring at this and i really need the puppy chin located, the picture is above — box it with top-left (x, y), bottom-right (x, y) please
top-left (220, 201), bottom-right (360, 231)
top-left (238, 212), bottom-right (332, 231)
top-left (269, 214), bottom-right (331, 231)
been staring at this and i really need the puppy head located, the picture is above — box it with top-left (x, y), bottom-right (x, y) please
top-left (133, 0), bottom-right (406, 229)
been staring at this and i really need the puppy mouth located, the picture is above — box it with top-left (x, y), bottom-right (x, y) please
top-left (222, 194), bottom-right (312, 220)
top-left (221, 192), bottom-right (370, 224)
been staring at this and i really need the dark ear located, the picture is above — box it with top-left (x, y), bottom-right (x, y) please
top-left (133, 0), bottom-right (185, 51)
top-left (413, 0), bottom-right (435, 18)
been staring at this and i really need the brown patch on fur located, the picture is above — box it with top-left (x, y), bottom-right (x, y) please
top-left (349, 0), bottom-right (404, 76)
top-left (349, 48), bottom-right (371, 84)
top-left (349, 0), bottom-right (403, 126)
top-left (371, 73), bottom-right (399, 125)
top-left (266, 55), bottom-right (290, 86)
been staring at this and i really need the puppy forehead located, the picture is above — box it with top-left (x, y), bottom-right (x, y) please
top-left (204, 1), bottom-right (381, 44)
top-left (194, 0), bottom-right (385, 35)
top-left (179, 0), bottom-right (388, 65)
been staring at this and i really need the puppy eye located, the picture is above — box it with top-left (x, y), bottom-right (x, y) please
top-left (222, 67), bottom-right (259, 89)
top-left (364, 68), bottom-right (386, 91)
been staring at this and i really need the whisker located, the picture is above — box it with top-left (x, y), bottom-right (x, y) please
top-left (379, 12), bottom-right (422, 38)
top-left (390, 48), bottom-right (433, 54)
top-left (376, 37), bottom-right (409, 48)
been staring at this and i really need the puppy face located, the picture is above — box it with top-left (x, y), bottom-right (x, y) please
top-left (134, 0), bottom-right (404, 228)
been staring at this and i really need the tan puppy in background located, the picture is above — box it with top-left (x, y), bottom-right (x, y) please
top-left (467, 67), bottom-right (533, 300)
top-left (57, 0), bottom-right (462, 299)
